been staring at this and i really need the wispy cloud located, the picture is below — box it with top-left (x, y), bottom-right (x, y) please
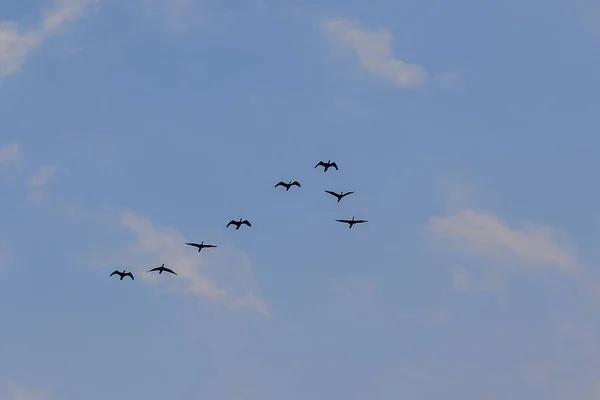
top-left (27, 165), bottom-right (56, 188)
top-left (427, 209), bottom-right (578, 272)
top-left (0, 240), bottom-right (14, 271)
top-left (26, 165), bottom-right (56, 205)
top-left (104, 210), bottom-right (269, 315)
top-left (450, 264), bottom-right (470, 291)
top-left (320, 17), bottom-right (428, 87)
top-left (0, 381), bottom-right (53, 400)
top-left (0, 142), bottom-right (22, 164)
top-left (0, 0), bottom-right (97, 77)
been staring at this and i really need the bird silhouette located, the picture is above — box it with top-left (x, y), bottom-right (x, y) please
top-left (275, 180), bottom-right (301, 191)
top-left (315, 160), bottom-right (338, 172)
top-left (110, 270), bottom-right (134, 280)
top-left (226, 218), bottom-right (252, 230)
top-left (147, 264), bottom-right (177, 275)
top-left (185, 241), bottom-right (217, 252)
top-left (325, 190), bottom-right (354, 202)
top-left (336, 216), bottom-right (368, 228)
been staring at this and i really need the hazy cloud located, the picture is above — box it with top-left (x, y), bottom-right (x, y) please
top-left (0, 0), bottom-right (97, 77)
top-left (427, 209), bottom-right (578, 272)
top-left (0, 142), bottom-right (22, 164)
top-left (106, 210), bottom-right (269, 315)
top-left (26, 165), bottom-right (56, 205)
top-left (27, 165), bottom-right (56, 188)
top-left (320, 17), bottom-right (428, 87)
top-left (0, 381), bottom-right (53, 400)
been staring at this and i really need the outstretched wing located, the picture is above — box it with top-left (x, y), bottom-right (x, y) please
top-left (325, 190), bottom-right (341, 198)
top-left (330, 162), bottom-right (338, 170)
top-left (125, 272), bottom-right (134, 280)
top-left (291, 181), bottom-right (301, 187)
top-left (336, 219), bottom-right (352, 224)
top-left (110, 270), bottom-right (120, 277)
top-left (185, 242), bottom-right (201, 248)
top-left (274, 182), bottom-right (286, 188)
top-left (226, 220), bottom-right (235, 227)
top-left (147, 267), bottom-right (161, 273)
top-left (163, 267), bottom-right (177, 275)
top-left (341, 191), bottom-right (354, 197)
top-left (354, 219), bottom-right (368, 224)
top-left (315, 161), bottom-right (326, 168)
top-left (242, 220), bottom-right (252, 226)
top-left (204, 244), bottom-right (217, 248)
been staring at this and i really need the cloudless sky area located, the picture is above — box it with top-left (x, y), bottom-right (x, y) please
top-left (1, 0), bottom-right (600, 399)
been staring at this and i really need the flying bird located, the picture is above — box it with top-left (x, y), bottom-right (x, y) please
top-left (336, 216), bottom-right (368, 228)
top-left (110, 270), bottom-right (134, 280)
top-left (325, 190), bottom-right (354, 202)
top-left (315, 160), bottom-right (338, 172)
top-left (147, 264), bottom-right (177, 275)
top-left (275, 180), bottom-right (301, 191)
top-left (226, 218), bottom-right (252, 230)
top-left (185, 241), bottom-right (217, 252)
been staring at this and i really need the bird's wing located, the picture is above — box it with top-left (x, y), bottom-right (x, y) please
top-left (336, 219), bottom-right (351, 224)
top-left (226, 220), bottom-right (234, 227)
top-left (331, 162), bottom-right (338, 170)
top-left (147, 267), bottom-right (160, 272)
top-left (354, 220), bottom-right (368, 223)
top-left (291, 181), bottom-right (301, 187)
top-left (242, 220), bottom-right (252, 226)
top-left (274, 182), bottom-right (285, 188)
top-left (110, 270), bottom-right (119, 276)
top-left (325, 190), bottom-right (340, 197)
top-left (125, 272), bottom-right (134, 280)
top-left (204, 244), bottom-right (217, 248)
top-left (185, 242), bottom-right (201, 248)
top-left (342, 191), bottom-right (354, 197)
top-left (163, 267), bottom-right (177, 275)
top-left (315, 161), bottom-right (325, 168)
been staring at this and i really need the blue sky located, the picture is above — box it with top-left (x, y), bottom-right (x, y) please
top-left (1, 0), bottom-right (600, 398)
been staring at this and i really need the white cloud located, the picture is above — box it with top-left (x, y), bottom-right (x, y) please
top-left (427, 209), bottom-right (578, 272)
top-left (0, 381), bottom-right (53, 400)
top-left (0, 142), bottom-right (22, 164)
top-left (105, 210), bottom-right (269, 315)
top-left (0, 0), bottom-right (97, 77)
top-left (320, 17), bottom-right (428, 87)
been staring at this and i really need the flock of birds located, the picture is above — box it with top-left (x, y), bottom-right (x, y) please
top-left (110, 159), bottom-right (368, 281)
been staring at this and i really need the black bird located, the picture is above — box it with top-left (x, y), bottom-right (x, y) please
top-left (226, 218), bottom-right (252, 230)
top-left (110, 270), bottom-right (134, 280)
top-left (147, 264), bottom-right (177, 275)
top-left (315, 160), bottom-right (338, 172)
top-left (325, 190), bottom-right (354, 202)
top-left (275, 180), bottom-right (301, 191)
top-left (185, 241), bottom-right (217, 252)
top-left (336, 216), bottom-right (368, 228)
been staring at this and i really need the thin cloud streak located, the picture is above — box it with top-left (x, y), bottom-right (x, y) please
top-left (320, 17), bottom-right (428, 87)
top-left (427, 209), bottom-right (578, 272)
top-left (106, 210), bottom-right (270, 315)
top-left (0, 0), bottom-right (97, 77)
